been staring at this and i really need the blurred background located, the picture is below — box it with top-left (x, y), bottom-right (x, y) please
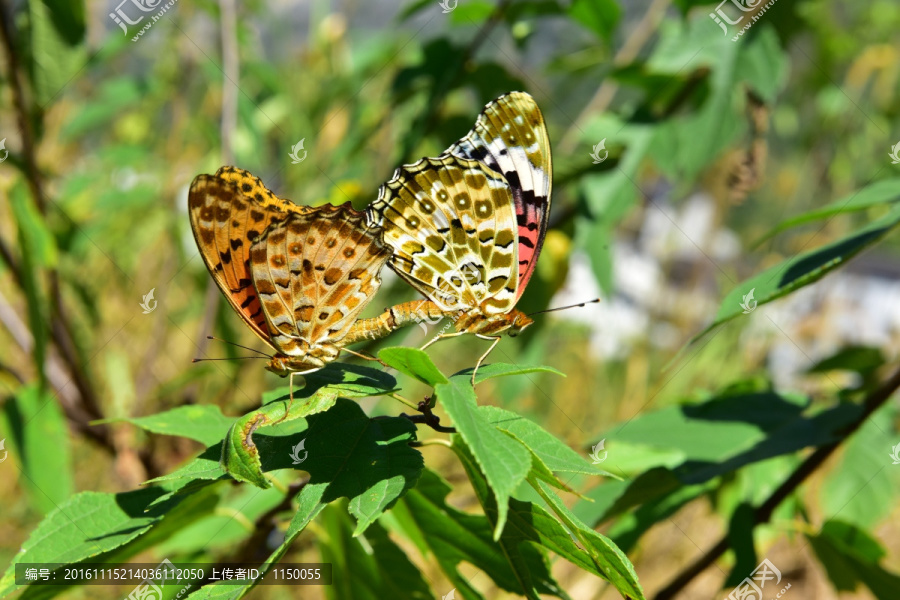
top-left (1, 0), bottom-right (900, 598)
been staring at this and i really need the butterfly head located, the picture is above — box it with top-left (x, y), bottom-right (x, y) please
top-left (265, 352), bottom-right (334, 377)
top-left (506, 310), bottom-right (534, 337)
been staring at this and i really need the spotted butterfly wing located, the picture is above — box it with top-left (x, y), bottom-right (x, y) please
top-left (446, 92), bottom-right (552, 301)
top-left (248, 205), bottom-right (391, 366)
top-left (189, 170), bottom-right (312, 348)
top-left (368, 154), bottom-right (518, 316)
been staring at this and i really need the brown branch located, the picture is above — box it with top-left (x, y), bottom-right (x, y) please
top-left (402, 398), bottom-right (456, 434)
top-left (653, 364), bottom-right (900, 600)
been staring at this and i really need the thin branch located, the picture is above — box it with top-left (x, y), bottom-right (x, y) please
top-left (653, 364), bottom-right (900, 600)
top-left (401, 398), bottom-right (456, 434)
top-left (219, 0), bottom-right (238, 166)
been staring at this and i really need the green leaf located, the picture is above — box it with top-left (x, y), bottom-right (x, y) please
top-left (39, 0), bottom-right (86, 45)
top-left (223, 386), bottom-right (341, 488)
top-left (807, 345), bottom-right (885, 378)
top-left (808, 520), bottom-right (900, 599)
top-left (154, 484), bottom-right (285, 557)
top-left (147, 443), bottom-right (229, 486)
top-left (735, 27), bottom-right (789, 103)
top-left (2, 384), bottom-right (72, 514)
top-left (820, 407), bottom-right (900, 530)
top-left (480, 406), bottom-right (611, 487)
top-left (0, 485), bottom-right (195, 597)
top-left (398, 469), bottom-right (553, 600)
top-left (29, 0), bottom-right (88, 106)
top-left (204, 484), bottom-right (331, 600)
top-left (576, 390), bottom-right (864, 526)
top-left (568, 0), bottom-right (621, 41)
top-left (723, 503), bottom-right (758, 588)
top-left (103, 405), bottom-right (237, 446)
top-left (692, 202), bottom-right (900, 342)
top-left (578, 122), bottom-right (656, 294)
top-left (183, 584), bottom-right (239, 599)
top-left (10, 182), bottom-right (51, 379)
top-left (755, 177), bottom-right (900, 246)
top-left (531, 478), bottom-right (646, 600)
top-left (318, 504), bottom-right (433, 600)
top-left (435, 379), bottom-right (531, 538)
top-left (602, 479), bottom-right (716, 553)
top-left (456, 438), bottom-right (647, 599)
top-left (286, 362), bottom-right (397, 399)
top-left (10, 182), bottom-right (57, 269)
top-left (233, 399), bottom-right (422, 533)
top-left (457, 362), bottom-right (565, 384)
top-left (448, 1), bottom-right (495, 25)
top-left (378, 347), bottom-right (449, 386)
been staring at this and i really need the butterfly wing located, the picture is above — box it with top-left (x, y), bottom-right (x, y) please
top-left (188, 170), bottom-right (309, 349)
top-left (368, 155), bottom-right (519, 316)
top-left (447, 92), bottom-right (552, 301)
top-left (249, 205), bottom-right (392, 359)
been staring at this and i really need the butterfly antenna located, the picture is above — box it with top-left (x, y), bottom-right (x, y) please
top-left (192, 356), bottom-right (269, 363)
top-left (206, 335), bottom-right (271, 357)
top-left (527, 298), bottom-right (601, 317)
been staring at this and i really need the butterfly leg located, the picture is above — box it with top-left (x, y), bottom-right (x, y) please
top-left (273, 372), bottom-right (296, 425)
top-left (420, 331), bottom-right (465, 351)
top-left (341, 347), bottom-right (389, 368)
top-left (472, 334), bottom-right (501, 387)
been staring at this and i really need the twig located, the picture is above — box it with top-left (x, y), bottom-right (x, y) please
top-left (653, 364), bottom-right (900, 600)
top-left (190, 0), bottom-right (239, 360)
top-left (219, 0), bottom-right (238, 166)
top-left (401, 398), bottom-right (456, 434)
